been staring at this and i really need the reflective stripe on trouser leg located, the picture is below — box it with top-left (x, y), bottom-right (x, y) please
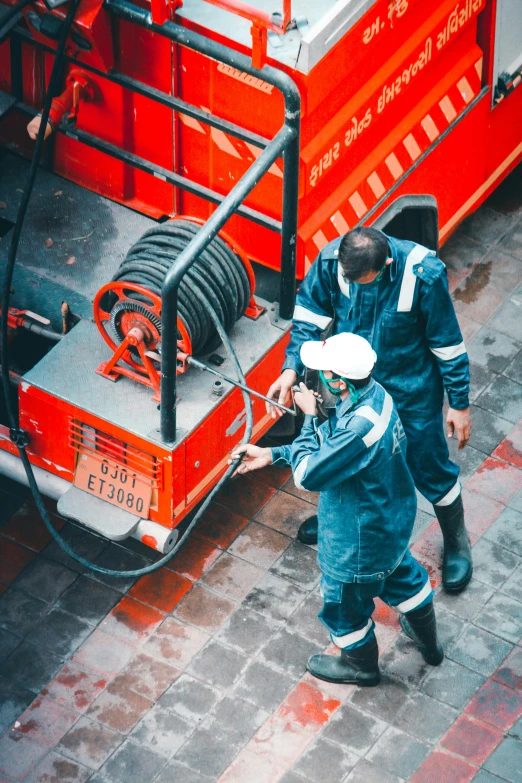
top-left (379, 550), bottom-right (433, 613)
top-left (435, 479), bottom-right (461, 507)
top-left (318, 574), bottom-right (378, 651)
top-left (401, 412), bottom-right (460, 506)
top-left (332, 619), bottom-right (374, 649)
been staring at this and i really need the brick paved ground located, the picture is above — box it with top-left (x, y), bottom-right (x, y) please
top-left (1, 166), bottom-right (522, 782)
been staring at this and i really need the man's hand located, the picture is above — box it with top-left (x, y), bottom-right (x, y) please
top-left (229, 444), bottom-right (272, 476)
top-left (294, 382), bottom-right (318, 416)
top-left (447, 407), bottom-right (471, 450)
top-left (266, 369), bottom-right (297, 419)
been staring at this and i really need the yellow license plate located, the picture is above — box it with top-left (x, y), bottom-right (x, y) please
top-left (74, 449), bottom-right (151, 517)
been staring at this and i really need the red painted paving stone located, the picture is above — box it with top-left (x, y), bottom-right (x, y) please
top-left (21, 751), bottom-right (90, 783)
top-left (86, 679), bottom-right (153, 733)
top-left (216, 474), bottom-right (277, 520)
top-left (201, 552), bottom-right (265, 600)
top-left (111, 652), bottom-right (179, 701)
top-left (40, 662), bottom-right (108, 713)
top-left (228, 521), bottom-right (292, 569)
top-left (411, 750), bottom-right (478, 783)
top-left (174, 583), bottom-right (237, 633)
top-left (72, 629), bottom-right (135, 677)
top-left (419, 555), bottom-right (443, 590)
top-left (465, 678), bottom-right (522, 729)
top-left (218, 748), bottom-right (286, 782)
top-left (15, 696), bottom-right (79, 747)
top-left (373, 599), bottom-right (401, 629)
top-left (56, 715), bottom-right (123, 771)
top-left (276, 681), bottom-right (341, 732)
top-left (247, 715), bottom-right (314, 768)
top-left (300, 670), bottom-right (356, 703)
top-left (128, 568), bottom-right (192, 613)
top-left (466, 457), bottom-right (522, 505)
top-left (0, 504), bottom-right (64, 552)
top-left (461, 488), bottom-right (504, 537)
top-left (0, 536), bottom-right (36, 583)
top-left (440, 713), bottom-right (504, 765)
top-left (492, 423), bottom-right (522, 468)
top-left (100, 595), bottom-right (164, 645)
top-left (493, 647), bottom-right (522, 691)
top-left (142, 616), bottom-right (209, 667)
top-left (251, 463), bottom-right (292, 490)
top-left (0, 731), bottom-right (49, 781)
top-left (194, 502), bottom-right (249, 549)
top-left (412, 520), bottom-right (443, 563)
top-left (165, 536), bottom-right (221, 580)
top-left (374, 620), bottom-right (401, 653)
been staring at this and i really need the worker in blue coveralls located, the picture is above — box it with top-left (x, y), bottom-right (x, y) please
top-left (266, 227), bottom-right (472, 594)
top-left (232, 333), bottom-right (444, 685)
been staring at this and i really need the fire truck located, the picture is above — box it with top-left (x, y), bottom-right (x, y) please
top-left (0, 0), bottom-right (520, 565)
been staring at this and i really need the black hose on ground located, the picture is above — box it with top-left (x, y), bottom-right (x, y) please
top-left (0, 13), bottom-right (254, 577)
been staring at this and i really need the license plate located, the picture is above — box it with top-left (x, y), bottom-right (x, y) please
top-left (74, 450), bottom-right (151, 517)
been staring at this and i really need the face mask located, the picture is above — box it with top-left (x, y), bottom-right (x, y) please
top-left (319, 371), bottom-right (359, 405)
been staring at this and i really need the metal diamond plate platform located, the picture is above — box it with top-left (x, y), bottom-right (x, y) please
top-left (0, 152), bottom-right (155, 331)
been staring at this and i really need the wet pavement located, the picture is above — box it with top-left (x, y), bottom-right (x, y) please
top-left (1, 165), bottom-right (522, 782)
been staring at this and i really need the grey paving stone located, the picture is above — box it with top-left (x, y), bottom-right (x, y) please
top-left (474, 592), bottom-right (522, 643)
top-left (505, 351), bottom-right (522, 385)
top-left (476, 375), bottom-right (522, 424)
top-left (471, 539), bottom-right (520, 589)
top-left (286, 592), bottom-right (326, 645)
top-left (101, 739), bottom-right (166, 783)
top-left (468, 406), bottom-right (514, 455)
top-left (349, 675), bottom-right (410, 723)
top-left (467, 326), bottom-right (522, 373)
top-left (461, 205), bottom-right (517, 249)
top-left (1, 639), bottom-right (63, 692)
top-left (510, 489), bottom-right (522, 513)
top-left (214, 606), bottom-right (278, 656)
top-left (471, 771), bottom-right (509, 783)
top-left (242, 572), bottom-right (307, 623)
top-left (42, 523), bottom-right (108, 575)
top-left (411, 509), bottom-right (435, 543)
top-left (379, 634), bottom-right (431, 687)
top-left (392, 692), bottom-right (458, 743)
top-left (488, 295), bottom-right (522, 343)
top-left (13, 557), bottom-right (78, 603)
top-left (204, 696), bottom-right (268, 746)
top-left (0, 628), bottom-right (21, 664)
top-left (501, 218), bottom-right (522, 258)
top-left (441, 231), bottom-right (487, 273)
top-left (345, 759), bottom-right (405, 783)
top-left (293, 737), bottom-right (358, 783)
top-left (470, 363), bottom-right (498, 403)
top-left (269, 542), bottom-right (321, 590)
top-left (435, 578), bottom-right (495, 620)
top-left (280, 772), bottom-right (309, 783)
top-left (152, 760), bottom-right (211, 783)
top-left (26, 607), bottom-right (92, 657)
top-left (0, 587), bottom-right (48, 636)
top-left (258, 627), bottom-right (323, 678)
top-left (510, 716), bottom-right (522, 740)
top-left (0, 676), bottom-right (35, 732)
top-left (501, 563), bottom-right (522, 600)
top-left (485, 506), bottom-right (522, 557)
top-left (56, 715), bottom-right (123, 771)
top-left (483, 737), bottom-right (522, 782)
top-left (57, 576), bottom-right (120, 626)
top-left (435, 606), bottom-right (468, 647)
top-left (366, 726), bottom-right (430, 780)
top-left (91, 544), bottom-right (149, 593)
top-left (130, 706), bottom-right (193, 758)
top-left (174, 725), bottom-right (240, 778)
top-left (187, 640), bottom-right (248, 690)
top-left (448, 624), bottom-right (513, 676)
top-left (157, 674), bottom-right (220, 724)
top-left (447, 442), bottom-right (486, 482)
top-left (234, 660), bottom-right (298, 712)
top-left (421, 657), bottom-right (485, 709)
top-left (322, 702), bottom-right (387, 755)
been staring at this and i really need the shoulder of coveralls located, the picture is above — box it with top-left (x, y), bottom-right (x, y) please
top-left (317, 236), bottom-right (343, 262)
top-left (413, 252), bottom-right (446, 286)
top-left (333, 383), bottom-right (385, 442)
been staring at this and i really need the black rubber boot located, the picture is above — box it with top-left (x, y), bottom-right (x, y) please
top-left (434, 494), bottom-right (473, 594)
top-left (297, 514), bottom-right (318, 545)
top-left (400, 601), bottom-right (444, 666)
top-left (307, 636), bottom-right (380, 686)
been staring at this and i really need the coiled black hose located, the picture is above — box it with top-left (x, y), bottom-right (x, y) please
top-left (112, 220), bottom-right (251, 355)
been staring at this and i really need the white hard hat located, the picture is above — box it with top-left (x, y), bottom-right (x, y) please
top-left (300, 333), bottom-right (377, 380)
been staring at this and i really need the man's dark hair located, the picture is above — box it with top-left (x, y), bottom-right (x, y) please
top-left (338, 228), bottom-right (389, 282)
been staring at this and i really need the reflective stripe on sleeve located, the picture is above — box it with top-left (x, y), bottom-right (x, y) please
top-left (294, 455), bottom-right (310, 490)
top-left (293, 305), bottom-right (333, 329)
top-left (435, 480), bottom-right (461, 507)
top-left (397, 245), bottom-right (431, 312)
top-left (355, 392), bottom-right (393, 448)
top-left (331, 619), bottom-right (373, 649)
top-left (430, 342), bottom-right (467, 361)
top-left (396, 580), bottom-right (433, 613)
top-left (337, 263), bottom-right (351, 298)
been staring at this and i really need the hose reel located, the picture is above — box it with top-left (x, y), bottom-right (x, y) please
top-left (93, 218), bottom-right (263, 400)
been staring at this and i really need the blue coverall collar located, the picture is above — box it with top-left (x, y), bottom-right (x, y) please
top-left (384, 234), bottom-right (398, 282)
top-left (336, 378), bottom-right (375, 416)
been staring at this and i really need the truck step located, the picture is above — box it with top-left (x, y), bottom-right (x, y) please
top-left (57, 486), bottom-right (141, 541)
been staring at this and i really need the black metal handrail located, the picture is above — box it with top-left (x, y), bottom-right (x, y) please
top-left (106, 0), bottom-right (301, 444)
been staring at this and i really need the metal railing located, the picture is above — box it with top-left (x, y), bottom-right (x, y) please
top-left (7, 0), bottom-right (301, 443)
